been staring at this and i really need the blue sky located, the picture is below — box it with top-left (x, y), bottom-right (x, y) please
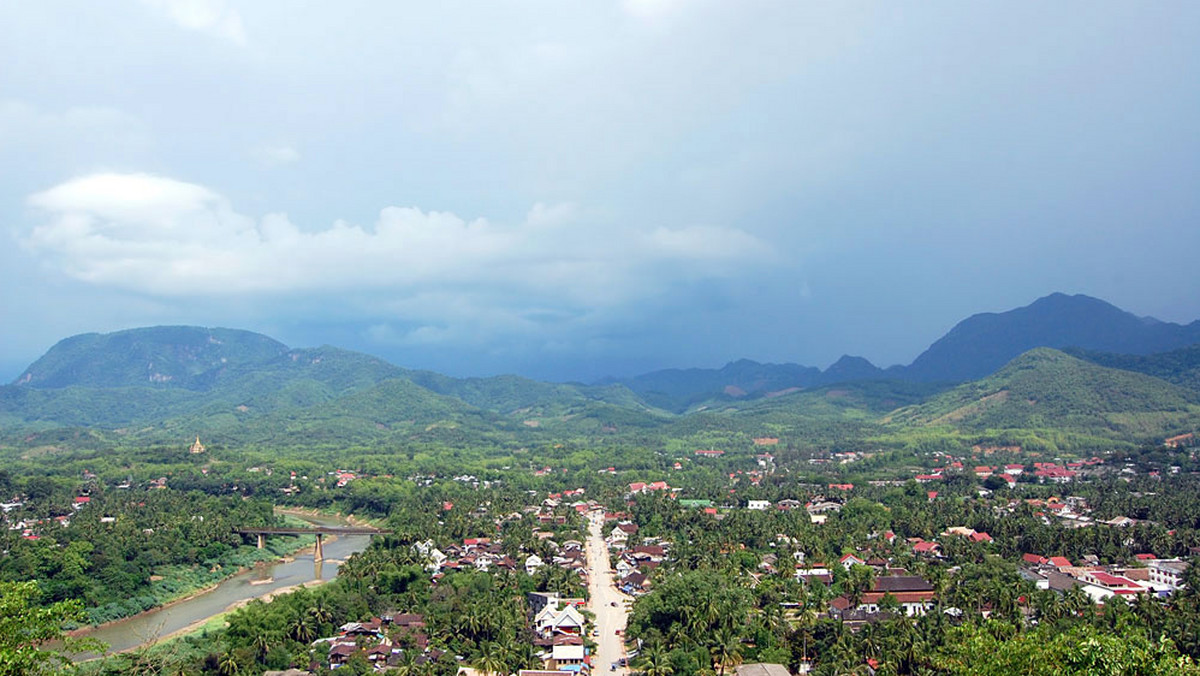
top-left (2, 2), bottom-right (1199, 382)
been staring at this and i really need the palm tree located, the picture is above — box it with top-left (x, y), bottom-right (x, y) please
top-left (710, 625), bottom-right (743, 676)
top-left (217, 650), bottom-right (241, 676)
top-left (308, 596), bottom-right (333, 627)
top-left (288, 611), bottom-right (318, 643)
top-left (474, 640), bottom-right (507, 676)
top-left (635, 642), bottom-right (674, 676)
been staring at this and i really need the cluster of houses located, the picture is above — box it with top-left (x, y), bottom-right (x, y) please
top-left (413, 534), bottom-right (587, 581)
top-left (1019, 553), bottom-right (1191, 601)
top-left (317, 614), bottom-right (439, 671)
top-left (913, 458), bottom-right (1105, 485)
top-left (791, 554), bottom-right (939, 625)
top-left (601, 514), bottom-right (668, 597)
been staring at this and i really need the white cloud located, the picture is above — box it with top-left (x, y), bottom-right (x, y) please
top-left (252, 144), bottom-right (300, 167)
top-left (138, 0), bottom-right (247, 45)
top-left (23, 172), bottom-right (773, 322)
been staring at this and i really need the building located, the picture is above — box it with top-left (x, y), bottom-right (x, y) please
top-left (1147, 559), bottom-right (1189, 591)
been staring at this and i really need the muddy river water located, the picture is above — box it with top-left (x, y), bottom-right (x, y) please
top-left (73, 511), bottom-right (370, 656)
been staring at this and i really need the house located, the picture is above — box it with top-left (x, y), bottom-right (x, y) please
top-left (620, 571), bottom-right (649, 594)
top-left (544, 643), bottom-right (585, 671)
top-left (526, 554), bottom-right (545, 576)
top-left (747, 500), bottom-right (771, 511)
top-left (795, 565), bottom-right (832, 586)
top-left (806, 500), bottom-right (842, 515)
top-left (840, 554), bottom-right (865, 570)
top-left (528, 592), bottom-right (560, 617)
top-left (535, 604), bottom-right (585, 638)
top-left (831, 575), bottom-right (936, 617)
top-left (609, 522), bottom-right (637, 543)
top-left (911, 541), bottom-right (941, 556)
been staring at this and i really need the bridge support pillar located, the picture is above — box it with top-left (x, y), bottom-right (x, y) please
top-left (257, 533), bottom-right (265, 549)
top-left (314, 533), bottom-right (324, 562)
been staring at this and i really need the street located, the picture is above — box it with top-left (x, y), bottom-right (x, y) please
top-left (586, 511), bottom-right (631, 674)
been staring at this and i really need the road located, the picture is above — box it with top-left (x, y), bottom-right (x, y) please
top-left (586, 511), bottom-right (631, 674)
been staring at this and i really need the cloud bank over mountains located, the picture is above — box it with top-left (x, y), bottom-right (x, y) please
top-left (2, 2), bottom-right (1199, 381)
top-left (25, 172), bottom-right (769, 350)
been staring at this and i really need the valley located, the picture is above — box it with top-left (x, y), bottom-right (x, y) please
top-left (3, 292), bottom-right (1200, 675)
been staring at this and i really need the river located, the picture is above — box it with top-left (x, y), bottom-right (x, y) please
top-left (73, 511), bottom-right (371, 656)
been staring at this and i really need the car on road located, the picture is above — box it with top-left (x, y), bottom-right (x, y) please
top-left (610, 601), bottom-right (618, 606)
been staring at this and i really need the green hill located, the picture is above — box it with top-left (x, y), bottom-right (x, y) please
top-left (8, 326), bottom-right (1200, 452)
top-left (887, 348), bottom-right (1200, 441)
top-left (405, 371), bottom-right (660, 418)
top-left (0, 327), bottom-right (668, 445)
top-left (12, 326), bottom-right (289, 390)
top-left (1066, 343), bottom-right (1200, 393)
top-left (902, 293), bottom-right (1200, 383)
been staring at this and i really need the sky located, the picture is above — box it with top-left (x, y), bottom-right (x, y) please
top-left (2, 2), bottom-right (1199, 383)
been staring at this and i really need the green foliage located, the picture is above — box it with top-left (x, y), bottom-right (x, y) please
top-left (0, 581), bottom-right (103, 675)
top-left (936, 623), bottom-right (1200, 675)
top-left (1069, 342), bottom-right (1200, 393)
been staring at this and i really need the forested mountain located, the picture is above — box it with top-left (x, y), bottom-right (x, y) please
top-left (600, 293), bottom-right (1200, 407)
top-left (0, 327), bottom-right (663, 440)
top-left (12, 326), bottom-right (289, 390)
top-left (902, 293), bottom-right (1200, 382)
top-left (5, 297), bottom-right (1200, 449)
top-left (887, 347), bottom-right (1200, 441)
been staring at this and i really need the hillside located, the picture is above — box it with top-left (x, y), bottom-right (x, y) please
top-left (902, 293), bottom-right (1200, 382)
top-left (0, 327), bottom-right (668, 440)
top-left (405, 370), bottom-right (659, 418)
top-left (600, 359), bottom-right (823, 412)
top-left (600, 356), bottom-right (899, 413)
top-left (1066, 343), bottom-right (1200, 393)
top-left (12, 326), bottom-right (289, 390)
top-left (7, 317), bottom-right (1200, 451)
top-left (888, 348), bottom-right (1200, 441)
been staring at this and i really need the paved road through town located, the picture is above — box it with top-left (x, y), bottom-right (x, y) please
top-left (586, 511), bottom-right (631, 674)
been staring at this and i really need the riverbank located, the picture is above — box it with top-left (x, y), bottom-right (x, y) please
top-left (70, 512), bottom-right (316, 634)
top-left (111, 576), bottom-right (333, 656)
top-left (69, 509), bottom-right (371, 658)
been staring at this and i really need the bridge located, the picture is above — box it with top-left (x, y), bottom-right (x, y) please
top-left (235, 526), bottom-right (393, 562)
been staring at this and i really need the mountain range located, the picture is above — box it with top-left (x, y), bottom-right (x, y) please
top-left (601, 293), bottom-right (1200, 410)
top-left (2, 292), bottom-right (1199, 450)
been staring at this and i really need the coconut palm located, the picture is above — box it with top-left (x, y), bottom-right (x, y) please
top-left (635, 642), bottom-right (675, 676)
top-left (474, 641), bottom-right (508, 676)
top-left (710, 625), bottom-right (743, 676)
